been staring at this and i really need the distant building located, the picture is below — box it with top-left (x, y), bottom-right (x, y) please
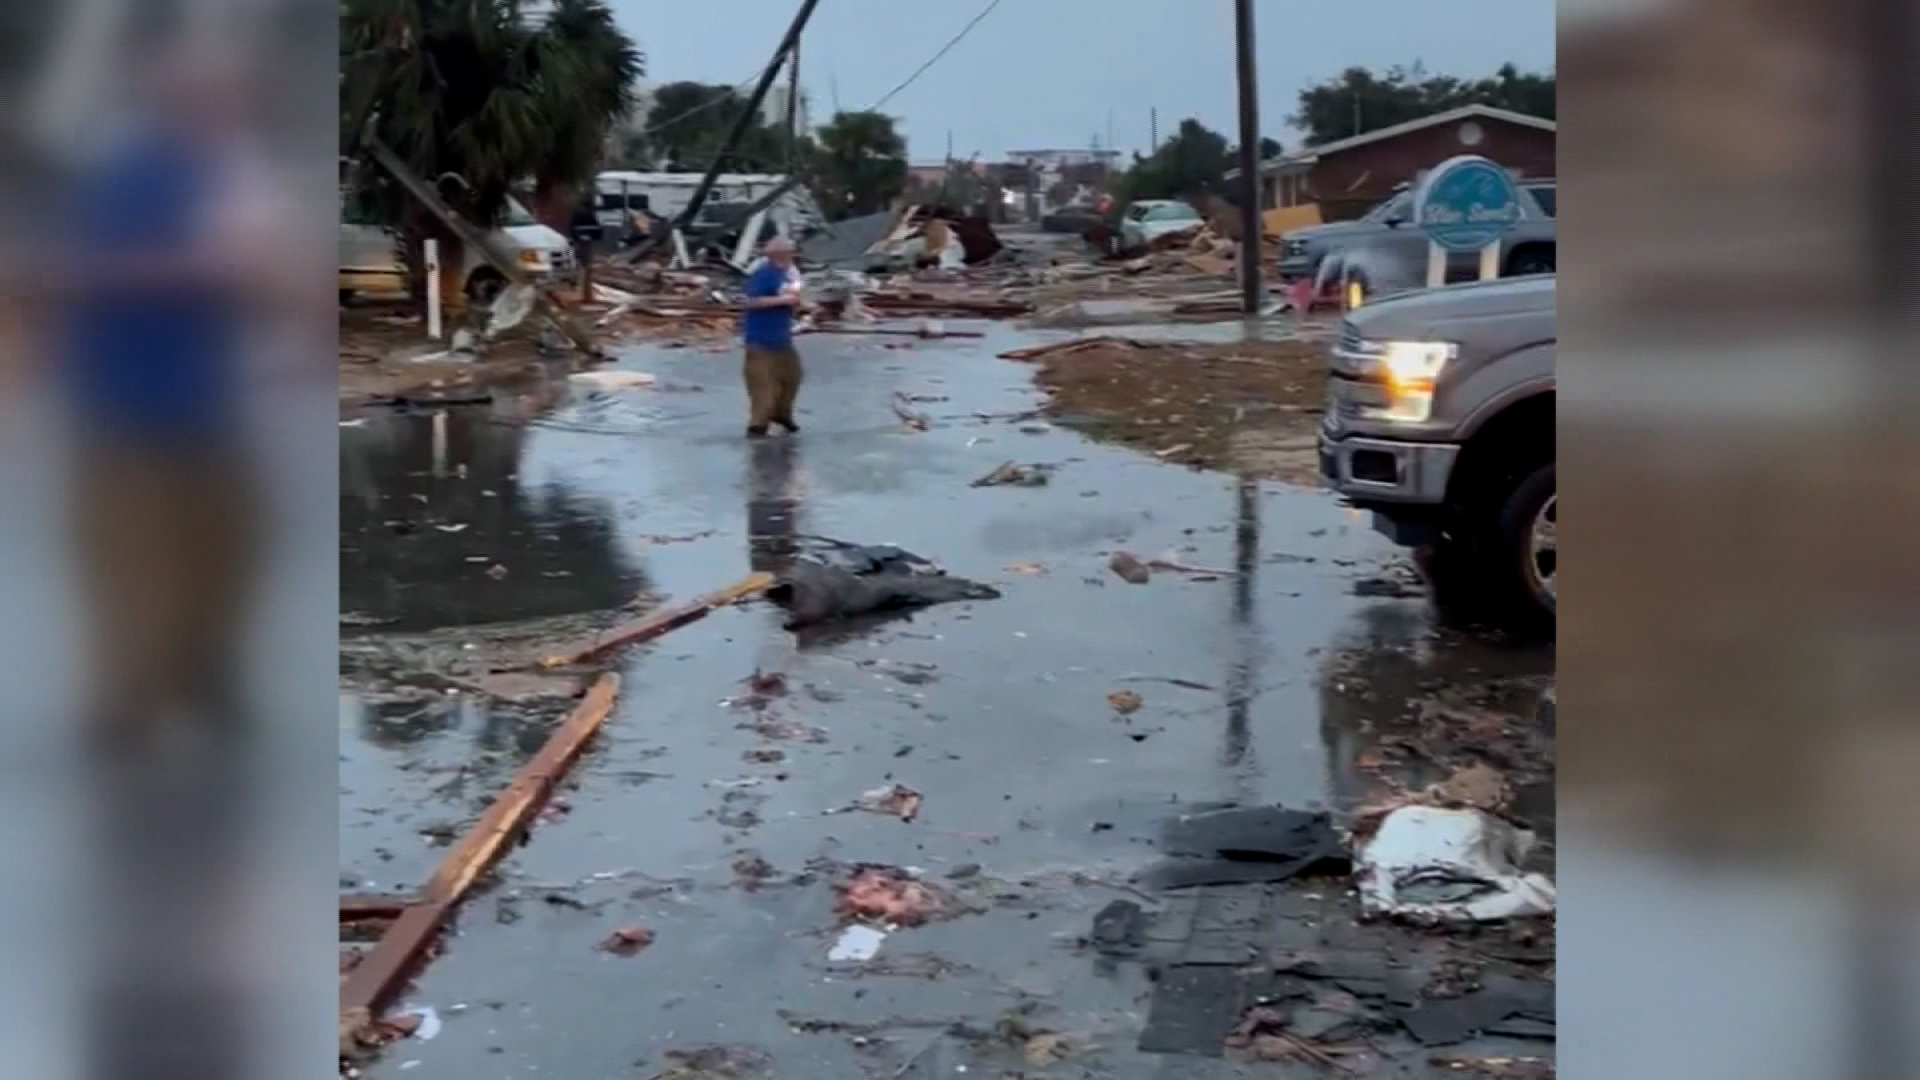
top-left (1008, 148), bottom-right (1123, 171)
top-left (1229, 104), bottom-right (1555, 221)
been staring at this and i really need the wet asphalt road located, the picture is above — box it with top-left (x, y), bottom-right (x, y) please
top-left (339, 316), bottom-right (1553, 1078)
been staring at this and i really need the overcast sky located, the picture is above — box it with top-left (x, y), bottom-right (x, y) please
top-left (610, 0), bottom-right (1555, 162)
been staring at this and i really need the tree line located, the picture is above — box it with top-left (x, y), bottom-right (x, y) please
top-left (1111, 61), bottom-right (1554, 206)
top-left (338, 0), bottom-right (915, 298)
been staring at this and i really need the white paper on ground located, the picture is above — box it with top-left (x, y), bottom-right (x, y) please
top-left (568, 370), bottom-right (657, 390)
top-left (827, 925), bottom-right (888, 963)
top-left (1355, 805), bottom-right (1556, 922)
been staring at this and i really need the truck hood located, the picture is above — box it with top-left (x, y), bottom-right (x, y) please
top-left (1349, 274), bottom-right (1556, 339)
top-left (503, 223), bottom-right (570, 252)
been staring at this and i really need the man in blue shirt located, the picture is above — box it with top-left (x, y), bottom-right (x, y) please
top-left (56, 50), bottom-right (265, 754)
top-left (740, 236), bottom-right (804, 436)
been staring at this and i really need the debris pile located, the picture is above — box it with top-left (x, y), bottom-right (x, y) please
top-left (833, 865), bottom-right (947, 926)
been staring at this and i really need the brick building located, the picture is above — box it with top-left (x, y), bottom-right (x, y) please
top-left (1236, 104), bottom-right (1555, 221)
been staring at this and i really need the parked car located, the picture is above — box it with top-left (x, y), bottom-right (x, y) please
top-left (1118, 199), bottom-right (1204, 251)
top-left (1318, 274), bottom-right (1556, 631)
top-left (1280, 179), bottom-right (1556, 290)
top-left (338, 192), bottom-right (574, 304)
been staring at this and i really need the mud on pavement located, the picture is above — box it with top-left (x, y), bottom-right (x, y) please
top-left (340, 304), bottom-right (1553, 1079)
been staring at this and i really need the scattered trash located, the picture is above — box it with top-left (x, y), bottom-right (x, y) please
top-left (386, 1006), bottom-right (442, 1042)
top-left (1148, 553), bottom-right (1235, 577)
top-left (834, 866), bottom-right (945, 926)
top-left (648, 1044), bottom-right (769, 1080)
top-left (599, 925), bottom-right (656, 956)
top-left (485, 563), bottom-right (509, 580)
top-left (971, 460), bottom-right (1053, 488)
top-left (1149, 805), bottom-right (1350, 889)
top-left (1108, 551), bottom-right (1152, 585)
top-left (1393, 976), bottom-right (1555, 1046)
top-left (483, 283), bottom-right (536, 338)
top-left (569, 369), bottom-right (658, 390)
top-left (891, 392), bottom-right (931, 431)
top-left (769, 539), bottom-right (1001, 629)
top-left (1225, 1007), bottom-right (1345, 1068)
top-left (1355, 807), bottom-right (1555, 923)
top-left (846, 783), bottom-right (923, 822)
top-left (1087, 899), bottom-right (1146, 956)
top-left (1023, 1032), bottom-right (1078, 1067)
top-left (1106, 689), bottom-right (1144, 715)
top-left (742, 748), bottom-right (786, 764)
top-left (827, 924), bottom-right (888, 963)
top-left (1425, 762), bottom-right (1510, 814)
top-left (1005, 561), bottom-right (1049, 576)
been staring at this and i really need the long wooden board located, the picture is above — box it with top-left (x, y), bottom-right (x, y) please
top-left (538, 572), bottom-right (774, 670)
top-left (340, 673), bottom-right (620, 1026)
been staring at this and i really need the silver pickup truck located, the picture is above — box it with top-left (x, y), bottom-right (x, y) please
top-left (1318, 274), bottom-right (1556, 631)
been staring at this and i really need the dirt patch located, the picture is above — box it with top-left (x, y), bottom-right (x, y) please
top-left (1021, 336), bottom-right (1328, 482)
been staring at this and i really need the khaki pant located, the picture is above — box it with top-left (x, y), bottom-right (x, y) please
top-left (743, 343), bottom-right (803, 430)
top-left (71, 445), bottom-right (258, 749)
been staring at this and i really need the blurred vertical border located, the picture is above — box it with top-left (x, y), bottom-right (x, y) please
top-left (0, 0), bottom-right (338, 1076)
top-left (1562, 0), bottom-right (1918, 1077)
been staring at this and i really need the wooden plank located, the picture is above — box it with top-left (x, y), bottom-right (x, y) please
top-left (339, 674), bottom-right (620, 1022)
top-left (538, 572), bottom-right (774, 670)
top-left (339, 893), bottom-right (418, 921)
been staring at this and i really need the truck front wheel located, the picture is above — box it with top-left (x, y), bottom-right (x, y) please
top-left (1490, 462), bottom-right (1556, 628)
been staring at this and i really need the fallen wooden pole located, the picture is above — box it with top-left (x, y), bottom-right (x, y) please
top-left (339, 893), bottom-right (418, 922)
top-left (538, 572), bottom-right (774, 670)
top-left (798, 326), bottom-right (986, 339)
top-left (340, 674), bottom-right (620, 1038)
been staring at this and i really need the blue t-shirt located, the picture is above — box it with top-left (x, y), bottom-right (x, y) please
top-left (62, 128), bottom-right (239, 447)
top-left (740, 262), bottom-right (794, 348)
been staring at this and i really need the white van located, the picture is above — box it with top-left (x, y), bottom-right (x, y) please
top-left (339, 191), bottom-right (574, 304)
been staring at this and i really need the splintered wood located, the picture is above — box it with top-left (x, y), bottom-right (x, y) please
top-left (539, 572), bottom-right (774, 669)
top-left (340, 673), bottom-right (620, 1028)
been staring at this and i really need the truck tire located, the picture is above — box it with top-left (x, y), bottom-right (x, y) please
top-left (465, 267), bottom-right (507, 306)
top-left (1487, 462), bottom-right (1556, 632)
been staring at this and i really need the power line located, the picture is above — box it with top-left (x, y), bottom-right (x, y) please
top-left (632, 57), bottom-right (787, 140)
top-left (867, 0), bottom-right (1005, 112)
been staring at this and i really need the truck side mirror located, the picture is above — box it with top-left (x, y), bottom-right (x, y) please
top-left (1384, 215), bottom-right (1406, 228)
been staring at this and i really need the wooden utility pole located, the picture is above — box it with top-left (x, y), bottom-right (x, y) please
top-left (1232, 0), bottom-right (1263, 315)
top-left (786, 37), bottom-right (802, 169)
top-left (622, 0), bottom-right (824, 263)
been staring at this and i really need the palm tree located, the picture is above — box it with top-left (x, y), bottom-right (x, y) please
top-left (811, 110), bottom-right (908, 219)
top-left (525, 0), bottom-right (643, 227)
top-left (339, 0), bottom-right (642, 305)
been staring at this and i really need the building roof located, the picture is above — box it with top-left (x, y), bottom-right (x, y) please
top-left (1226, 105), bottom-right (1555, 180)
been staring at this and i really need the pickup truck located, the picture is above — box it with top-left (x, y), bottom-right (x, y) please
top-left (1318, 274), bottom-right (1555, 631)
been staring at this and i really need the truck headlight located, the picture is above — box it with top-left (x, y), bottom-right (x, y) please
top-left (1365, 341), bottom-right (1455, 423)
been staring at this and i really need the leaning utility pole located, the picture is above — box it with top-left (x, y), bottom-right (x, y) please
top-left (622, 0), bottom-right (824, 263)
top-left (1232, 0), bottom-right (1263, 315)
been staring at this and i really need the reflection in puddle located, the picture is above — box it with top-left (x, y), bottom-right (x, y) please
top-left (340, 406), bottom-right (648, 633)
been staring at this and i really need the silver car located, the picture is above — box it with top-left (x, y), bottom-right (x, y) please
top-left (1280, 179), bottom-right (1556, 294)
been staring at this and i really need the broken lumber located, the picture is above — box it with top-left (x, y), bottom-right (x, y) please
top-left (339, 674), bottom-right (620, 1026)
top-left (538, 573), bottom-right (774, 669)
top-left (339, 893), bottom-right (419, 922)
top-left (361, 128), bottom-right (604, 360)
top-left (997, 336), bottom-right (1151, 362)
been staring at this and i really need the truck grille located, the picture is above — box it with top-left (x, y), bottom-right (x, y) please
top-left (1337, 320), bottom-right (1363, 353)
